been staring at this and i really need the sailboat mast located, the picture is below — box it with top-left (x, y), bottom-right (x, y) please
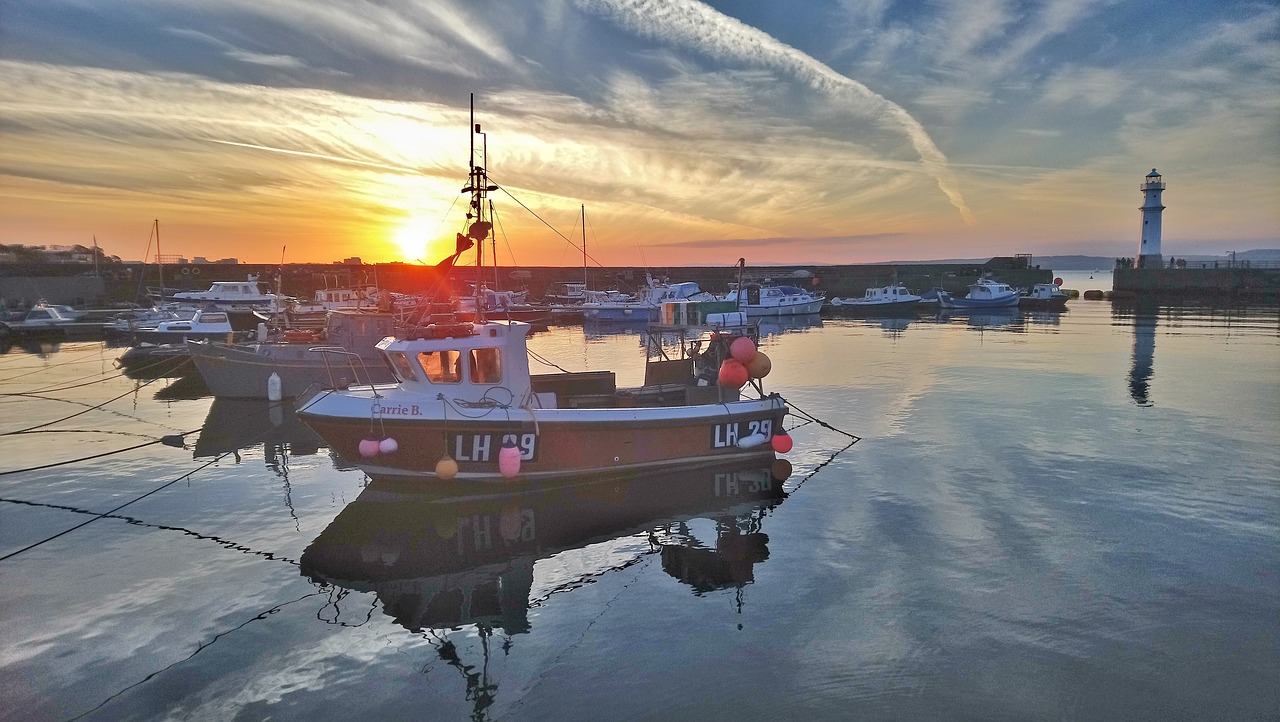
top-left (581, 204), bottom-right (587, 288)
top-left (155, 219), bottom-right (163, 301)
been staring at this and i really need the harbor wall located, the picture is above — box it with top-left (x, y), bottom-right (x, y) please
top-left (1, 258), bottom-right (1055, 306)
top-left (1112, 267), bottom-right (1280, 300)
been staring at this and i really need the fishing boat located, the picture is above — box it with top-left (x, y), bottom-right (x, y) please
top-left (296, 106), bottom-right (794, 485)
top-left (828, 283), bottom-right (921, 313)
top-left (186, 309), bottom-right (398, 399)
top-left (937, 278), bottom-right (1021, 309)
top-left (1018, 282), bottom-right (1069, 311)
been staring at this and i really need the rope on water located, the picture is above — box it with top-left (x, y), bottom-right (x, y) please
top-left (778, 393), bottom-right (861, 442)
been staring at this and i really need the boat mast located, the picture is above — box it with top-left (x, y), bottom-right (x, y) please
top-left (465, 94), bottom-right (497, 324)
top-left (155, 219), bottom-right (163, 302)
top-left (581, 204), bottom-right (587, 289)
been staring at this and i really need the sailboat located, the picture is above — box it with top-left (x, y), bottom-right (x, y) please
top-left (296, 99), bottom-right (795, 485)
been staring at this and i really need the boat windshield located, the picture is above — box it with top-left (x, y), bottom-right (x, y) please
top-left (418, 349), bottom-right (463, 384)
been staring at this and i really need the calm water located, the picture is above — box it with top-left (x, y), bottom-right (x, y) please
top-left (1, 299), bottom-right (1277, 721)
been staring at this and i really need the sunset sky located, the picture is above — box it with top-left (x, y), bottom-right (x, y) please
top-left (1, 0), bottom-right (1277, 266)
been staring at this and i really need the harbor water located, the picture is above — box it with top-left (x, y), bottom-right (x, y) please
top-left (1, 300), bottom-right (1277, 721)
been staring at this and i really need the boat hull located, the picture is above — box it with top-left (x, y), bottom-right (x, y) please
top-left (825, 299), bottom-right (920, 315)
top-left (938, 294), bottom-right (1020, 310)
top-left (188, 340), bottom-right (395, 399)
top-left (298, 392), bottom-right (788, 483)
top-left (740, 300), bottom-right (825, 316)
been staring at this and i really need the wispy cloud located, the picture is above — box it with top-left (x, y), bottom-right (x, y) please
top-left (573, 0), bottom-right (975, 225)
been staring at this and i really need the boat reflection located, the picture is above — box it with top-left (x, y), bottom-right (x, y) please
top-left (0, 337), bottom-right (63, 358)
top-left (150, 373), bottom-right (211, 401)
top-left (932, 308), bottom-right (1024, 330)
top-left (301, 460), bottom-right (789, 678)
top-left (300, 458), bottom-right (789, 716)
top-left (755, 313), bottom-right (823, 337)
top-left (193, 398), bottom-right (326, 468)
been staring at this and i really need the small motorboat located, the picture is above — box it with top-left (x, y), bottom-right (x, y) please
top-left (1019, 282), bottom-right (1069, 311)
top-left (828, 283), bottom-right (921, 314)
top-left (937, 278), bottom-right (1021, 310)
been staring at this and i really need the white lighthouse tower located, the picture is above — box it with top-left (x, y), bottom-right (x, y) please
top-left (1138, 168), bottom-right (1165, 269)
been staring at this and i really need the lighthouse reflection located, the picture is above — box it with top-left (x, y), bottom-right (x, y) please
top-left (1114, 299), bottom-right (1160, 406)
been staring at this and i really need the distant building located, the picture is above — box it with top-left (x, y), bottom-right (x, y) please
top-left (341, 257), bottom-right (363, 265)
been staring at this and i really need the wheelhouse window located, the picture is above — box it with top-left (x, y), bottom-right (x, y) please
top-left (470, 348), bottom-right (502, 384)
top-left (418, 349), bottom-right (463, 383)
top-left (385, 351), bottom-right (416, 382)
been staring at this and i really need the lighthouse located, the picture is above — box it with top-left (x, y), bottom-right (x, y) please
top-left (1138, 168), bottom-right (1165, 269)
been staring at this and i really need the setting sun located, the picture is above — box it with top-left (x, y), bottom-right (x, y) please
top-left (391, 216), bottom-right (447, 263)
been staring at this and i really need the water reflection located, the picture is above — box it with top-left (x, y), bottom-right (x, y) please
top-left (0, 337), bottom-right (64, 357)
top-left (299, 459), bottom-right (789, 718)
top-left (933, 308), bottom-right (1024, 330)
top-left (755, 313), bottom-right (823, 337)
top-left (194, 398), bottom-right (326, 469)
top-left (1125, 301), bottom-right (1158, 406)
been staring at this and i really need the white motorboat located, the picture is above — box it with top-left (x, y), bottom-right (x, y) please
top-left (170, 275), bottom-right (282, 313)
top-left (129, 308), bottom-right (245, 344)
top-left (723, 282), bottom-right (824, 317)
top-left (1019, 282), bottom-right (1069, 311)
top-left (937, 278), bottom-right (1021, 310)
top-left (829, 284), bottom-right (921, 313)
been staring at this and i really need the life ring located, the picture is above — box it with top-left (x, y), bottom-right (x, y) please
top-left (181, 267), bottom-right (191, 275)
top-left (192, 267), bottom-right (200, 275)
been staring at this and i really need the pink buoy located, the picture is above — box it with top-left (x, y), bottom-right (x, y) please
top-left (745, 351), bottom-right (771, 379)
top-left (729, 335), bottom-right (757, 363)
top-left (718, 359), bottom-right (748, 388)
top-left (498, 439), bottom-right (522, 478)
top-left (358, 437), bottom-right (381, 458)
top-left (771, 429), bottom-right (793, 454)
top-left (378, 437), bottom-right (398, 454)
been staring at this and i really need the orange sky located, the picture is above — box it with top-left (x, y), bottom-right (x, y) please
top-left (2, 2), bottom-right (1277, 266)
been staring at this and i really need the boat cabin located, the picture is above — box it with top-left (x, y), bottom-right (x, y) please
top-left (373, 320), bottom-right (735, 411)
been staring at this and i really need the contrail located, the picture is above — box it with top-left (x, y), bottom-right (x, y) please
top-left (206, 139), bottom-right (420, 174)
top-left (574, 0), bottom-right (975, 225)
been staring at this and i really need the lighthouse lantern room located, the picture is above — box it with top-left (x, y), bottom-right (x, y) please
top-left (1138, 168), bottom-right (1166, 269)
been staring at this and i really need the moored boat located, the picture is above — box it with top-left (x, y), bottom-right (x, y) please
top-left (129, 308), bottom-right (249, 344)
top-left (186, 309), bottom-right (398, 399)
top-left (723, 282), bottom-right (824, 317)
top-left (1019, 282), bottom-right (1069, 311)
top-left (937, 278), bottom-right (1021, 309)
top-left (296, 108), bottom-right (795, 485)
top-left (828, 283), bottom-right (921, 314)
top-left (169, 274), bottom-right (283, 313)
top-left (0, 302), bottom-right (104, 339)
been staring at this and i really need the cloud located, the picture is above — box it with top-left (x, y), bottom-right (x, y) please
top-left (573, 0), bottom-right (975, 225)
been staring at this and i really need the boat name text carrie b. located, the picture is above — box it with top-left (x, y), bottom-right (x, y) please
top-left (373, 403), bottom-right (421, 416)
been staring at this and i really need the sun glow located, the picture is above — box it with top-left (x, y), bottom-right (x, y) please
top-left (391, 216), bottom-right (447, 263)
